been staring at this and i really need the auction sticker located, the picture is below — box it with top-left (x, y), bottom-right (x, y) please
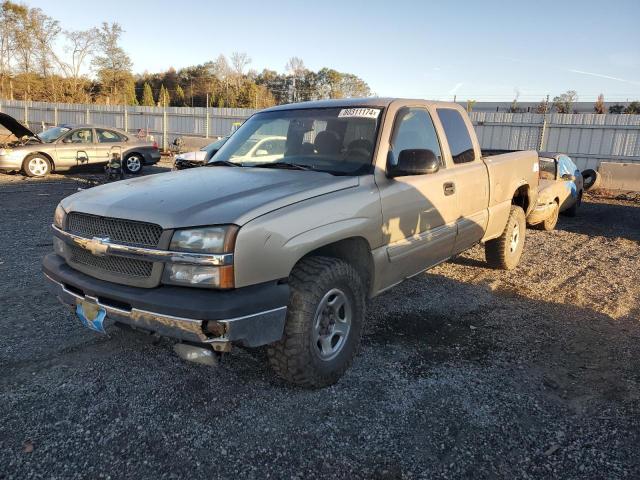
top-left (338, 108), bottom-right (380, 119)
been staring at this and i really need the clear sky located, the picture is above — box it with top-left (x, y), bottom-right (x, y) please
top-left (28, 0), bottom-right (640, 102)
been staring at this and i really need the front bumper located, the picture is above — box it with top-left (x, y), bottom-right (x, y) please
top-left (527, 202), bottom-right (555, 225)
top-left (43, 253), bottom-right (289, 347)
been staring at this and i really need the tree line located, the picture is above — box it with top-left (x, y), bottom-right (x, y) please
top-left (0, 1), bottom-right (371, 108)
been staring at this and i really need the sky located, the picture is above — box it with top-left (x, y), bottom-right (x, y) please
top-left (27, 0), bottom-right (640, 102)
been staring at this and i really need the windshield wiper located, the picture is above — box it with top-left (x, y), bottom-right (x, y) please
top-left (206, 160), bottom-right (241, 167)
top-left (252, 162), bottom-right (312, 171)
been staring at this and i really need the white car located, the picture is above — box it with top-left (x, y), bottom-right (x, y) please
top-left (228, 135), bottom-right (287, 163)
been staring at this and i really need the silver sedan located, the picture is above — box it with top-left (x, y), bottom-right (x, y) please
top-left (0, 113), bottom-right (161, 177)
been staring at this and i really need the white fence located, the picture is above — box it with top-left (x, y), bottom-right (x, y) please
top-left (470, 112), bottom-right (640, 170)
top-left (1, 99), bottom-right (639, 169)
top-left (0, 99), bottom-right (257, 150)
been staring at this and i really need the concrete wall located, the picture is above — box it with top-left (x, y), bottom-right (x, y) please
top-left (598, 163), bottom-right (640, 191)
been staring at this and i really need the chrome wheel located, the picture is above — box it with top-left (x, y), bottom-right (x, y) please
top-left (312, 288), bottom-right (352, 361)
top-left (28, 157), bottom-right (49, 176)
top-left (509, 223), bottom-right (520, 253)
top-left (126, 155), bottom-right (142, 173)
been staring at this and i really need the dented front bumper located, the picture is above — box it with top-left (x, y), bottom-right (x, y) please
top-left (42, 253), bottom-right (288, 348)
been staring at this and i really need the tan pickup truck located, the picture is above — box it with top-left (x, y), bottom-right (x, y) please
top-left (43, 99), bottom-right (539, 387)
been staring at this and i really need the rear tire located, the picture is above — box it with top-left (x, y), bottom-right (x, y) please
top-left (485, 205), bottom-right (526, 270)
top-left (267, 256), bottom-right (365, 388)
top-left (124, 154), bottom-right (143, 174)
top-left (22, 154), bottom-right (51, 177)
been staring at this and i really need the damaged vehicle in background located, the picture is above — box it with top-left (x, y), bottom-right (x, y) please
top-left (0, 112), bottom-right (160, 177)
top-left (527, 153), bottom-right (584, 231)
top-left (173, 137), bottom-right (228, 170)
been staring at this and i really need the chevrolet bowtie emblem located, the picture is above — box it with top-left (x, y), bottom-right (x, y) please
top-left (87, 236), bottom-right (110, 257)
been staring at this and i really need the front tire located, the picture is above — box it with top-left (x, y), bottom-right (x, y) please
top-left (485, 205), bottom-right (526, 270)
top-left (124, 154), bottom-right (143, 174)
top-left (564, 191), bottom-right (582, 217)
top-left (536, 201), bottom-right (559, 231)
top-left (23, 154), bottom-right (51, 177)
top-left (267, 257), bottom-right (366, 388)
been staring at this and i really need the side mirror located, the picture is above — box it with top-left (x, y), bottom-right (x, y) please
top-left (62, 137), bottom-right (72, 144)
top-left (387, 149), bottom-right (440, 177)
top-left (561, 173), bottom-right (575, 181)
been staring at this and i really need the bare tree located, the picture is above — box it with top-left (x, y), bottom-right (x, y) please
top-left (285, 56), bottom-right (306, 77)
top-left (594, 94), bottom-right (605, 114)
top-left (553, 90), bottom-right (578, 114)
top-left (230, 51), bottom-right (251, 77)
top-left (92, 22), bottom-right (133, 101)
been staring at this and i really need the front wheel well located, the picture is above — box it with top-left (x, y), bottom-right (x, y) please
top-left (297, 237), bottom-right (374, 297)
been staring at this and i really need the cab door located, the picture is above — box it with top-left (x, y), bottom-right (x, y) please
top-left (376, 106), bottom-right (459, 285)
top-left (55, 128), bottom-right (97, 168)
top-left (434, 108), bottom-right (489, 255)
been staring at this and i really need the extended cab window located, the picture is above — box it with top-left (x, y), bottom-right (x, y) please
top-left (391, 108), bottom-right (442, 165)
top-left (436, 109), bottom-right (475, 164)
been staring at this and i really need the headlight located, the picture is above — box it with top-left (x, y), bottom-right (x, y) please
top-left (53, 204), bottom-right (66, 229)
top-left (165, 225), bottom-right (238, 288)
top-left (163, 264), bottom-right (234, 288)
top-left (169, 226), bottom-right (237, 253)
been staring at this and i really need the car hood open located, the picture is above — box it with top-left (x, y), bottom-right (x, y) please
top-left (0, 112), bottom-right (37, 140)
top-left (60, 167), bottom-right (359, 228)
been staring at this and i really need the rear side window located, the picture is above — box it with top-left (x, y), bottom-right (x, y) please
top-left (391, 107), bottom-right (442, 165)
top-left (436, 109), bottom-right (475, 164)
top-left (97, 129), bottom-right (125, 143)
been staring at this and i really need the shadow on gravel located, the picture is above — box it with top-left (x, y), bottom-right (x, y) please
top-left (364, 272), bottom-right (640, 412)
top-left (555, 199), bottom-right (640, 242)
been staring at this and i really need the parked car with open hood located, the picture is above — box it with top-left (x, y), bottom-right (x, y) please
top-left (527, 153), bottom-right (584, 230)
top-left (43, 98), bottom-right (539, 388)
top-left (0, 112), bottom-right (160, 177)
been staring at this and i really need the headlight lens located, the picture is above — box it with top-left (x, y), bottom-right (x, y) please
top-left (163, 264), bottom-right (234, 288)
top-left (169, 226), bottom-right (237, 253)
top-left (53, 204), bottom-right (66, 229)
top-left (166, 225), bottom-right (238, 288)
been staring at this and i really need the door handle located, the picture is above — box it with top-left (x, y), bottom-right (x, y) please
top-left (443, 182), bottom-right (456, 196)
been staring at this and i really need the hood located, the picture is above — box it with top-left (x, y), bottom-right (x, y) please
top-left (61, 167), bottom-right (359, 228)
top-left (0, 112), bottom-right (37, 140)
top-left (176, 150), bottom-right (207, 162)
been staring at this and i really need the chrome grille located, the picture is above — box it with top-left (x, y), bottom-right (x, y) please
top-left (70, 245), bottom-right (153, 278)
top-left (66, 212), bottom-right (162, 247)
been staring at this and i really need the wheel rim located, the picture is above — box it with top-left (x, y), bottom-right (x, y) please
top-left (509, 223), bottom-right (520, 253)
top-left (126, 156), bottom-right (141, 172)
top-left (28, 157), bottom-right (48, 176)
top-left (312, 288), bottom-right (352, 361)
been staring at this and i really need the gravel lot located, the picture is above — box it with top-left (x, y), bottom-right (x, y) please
top-left (1, 163), bottom-right (639, 479)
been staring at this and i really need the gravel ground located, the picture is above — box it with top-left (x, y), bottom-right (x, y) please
top-left (0, 164), bottom-right (639, 479)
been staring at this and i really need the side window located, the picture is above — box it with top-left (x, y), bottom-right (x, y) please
top-left (391, 108), bottom-right (442, 165)
top-left (97, 129), bottom-right (124, 143)
top-left (65, 129), bottom-right (93, 144)
top-left (436, 108), bottom-right (475, 164)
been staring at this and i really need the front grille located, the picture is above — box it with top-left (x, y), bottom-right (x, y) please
top-left (70, 245), bottom-right (153, 278)
top-left (67, 212), bottom-right (162, 247)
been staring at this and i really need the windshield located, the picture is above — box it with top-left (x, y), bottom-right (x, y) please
top-left (39, 126), bottom-right (71, 143)
top-left (210, 107), bottom-right (382, 175)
